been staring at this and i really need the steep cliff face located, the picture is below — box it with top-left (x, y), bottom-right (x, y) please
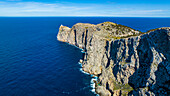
top-left (57, 22), bottom-right (170, 96)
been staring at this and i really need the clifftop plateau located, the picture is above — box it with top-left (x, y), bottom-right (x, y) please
top-left (57, 22), bottom-right (170, 96)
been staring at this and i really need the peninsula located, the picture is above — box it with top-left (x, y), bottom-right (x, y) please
top-left (57, 22), bottom-right (170, 96)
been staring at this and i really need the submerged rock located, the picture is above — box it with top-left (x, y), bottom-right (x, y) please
top-left (57, 22), bottom-right (170, 96)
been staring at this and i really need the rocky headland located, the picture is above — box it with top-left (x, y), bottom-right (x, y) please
top-left (57, 22), bottom-right (170, 96)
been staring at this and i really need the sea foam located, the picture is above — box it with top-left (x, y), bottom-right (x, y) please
top-left (79, 62), bottom-right (98, 95)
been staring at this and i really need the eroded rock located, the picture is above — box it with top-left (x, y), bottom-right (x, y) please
top-left (57, 22), bottom-right (170, 96)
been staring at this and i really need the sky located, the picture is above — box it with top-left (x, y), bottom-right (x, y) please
top-left (0, 0), bottom-right (170, 17)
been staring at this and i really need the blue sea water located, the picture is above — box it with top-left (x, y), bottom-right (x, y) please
top-left (0, 17), bottom-right (170, 96)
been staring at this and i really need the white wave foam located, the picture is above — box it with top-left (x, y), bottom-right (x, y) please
top-left (91, 88), bottom-right (96, 93)
top-left (79, 68), bottom-right (90, 75)
top-left (90, 77), bottom-right (98, 94)
top-left (78, 62), bottom-right (82, 67)
top-left (78, 63), bottom-right (99, 96)
top-left (90, 78), bottom-right (96, 88)
top-left (81, 50), bottom-right (86, 53)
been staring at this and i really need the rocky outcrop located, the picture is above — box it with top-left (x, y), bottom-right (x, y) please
top-left (57, 22), bottom-right (170, 96)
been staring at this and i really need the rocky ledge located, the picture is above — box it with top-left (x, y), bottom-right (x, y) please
top-left (57, 22), bottom-right (170, 96)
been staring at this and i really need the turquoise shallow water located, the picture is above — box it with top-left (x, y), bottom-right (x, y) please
top-left (0, 17), bottom-right (170, 96)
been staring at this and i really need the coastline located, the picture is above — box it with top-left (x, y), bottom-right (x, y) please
top-left (78, 62), bottom-right (99, 96)
top-left (57, 38), bottom-right (100, 95)
top-left (57, 22), bottom-right (170, 96)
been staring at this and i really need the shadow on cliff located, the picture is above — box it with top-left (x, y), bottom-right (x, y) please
top-left (150, 29), bottom-right (170, 95)
top-left (128, 35), bottom-right (153, 92)
top-left (128, 29), bottom-right (170, 95)
top-left (110, 39), bottom-right (127, 78)
top-left (153, 61), bottom-right (170, 95)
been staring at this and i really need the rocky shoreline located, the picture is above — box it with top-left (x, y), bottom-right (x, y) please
top-left (57, 22), bottom-right (170, 96)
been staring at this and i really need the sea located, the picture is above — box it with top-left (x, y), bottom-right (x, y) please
top-left (0, 17), bottom-right (170, 96)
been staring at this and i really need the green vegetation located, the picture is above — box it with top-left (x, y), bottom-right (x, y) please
top-left (119, 57), bottom-right (127, 66)
top-left (112, 80), bottom-right (133, 92)
top-left (151, 63), bottom-right (158, 68)
top-left (100, 22), bottom-right (144, 40)
top-left (104, 33), bottom-right (143, 40)
top-left (105, 35), bottom-right (121, 40)
top-left (105, 36), bottom-right (118, 39)
top-left (108, 78), bottom-right (133, 93)
top-left (122, 83), bottom-right (134, 92)
top-left (119, 33), bottom-right (141, 38)
top-left (85, 27), bottom-right (88, 29)
top-left (103, 22), bottom-right (117, 26)
top-left (147, 28), bottom-right (160, 33)
top-left (116, 24), bottom-right (133, 30)
top-left (98, 83), bottom-right (101, 86)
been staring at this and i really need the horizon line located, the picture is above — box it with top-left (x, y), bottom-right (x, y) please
top-left (0, 16), bottom-right (170, 18)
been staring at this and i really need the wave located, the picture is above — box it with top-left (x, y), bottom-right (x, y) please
top-left (78, 63), bottom-right (99, 95)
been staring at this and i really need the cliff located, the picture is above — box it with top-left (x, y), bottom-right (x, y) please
top-left (57, 22), bottom-right (170, 96)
